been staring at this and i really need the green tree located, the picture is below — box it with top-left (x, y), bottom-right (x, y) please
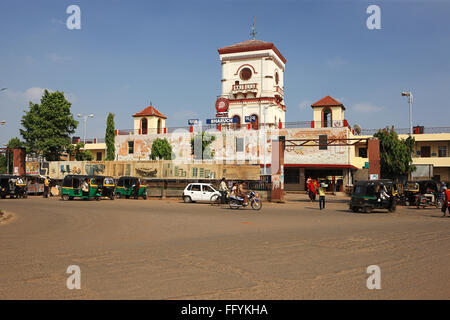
top-left (373, 127), bottom-right (416, 178)
top-left (190, 132), bottom-right (216, 160)
top-left (150, 138), bottom-right (173, 160)
top-left (20, 90), bottom-right (78, 161)
top-left (67, 142), bottom-right (94, 161)
top-left (105, 113), bottom-right (116, 161)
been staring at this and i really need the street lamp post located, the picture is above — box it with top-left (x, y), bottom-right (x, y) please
top-left (401, 91), bottom-right (413, 136)
top-left (77, 114), bottom-right (94, 144)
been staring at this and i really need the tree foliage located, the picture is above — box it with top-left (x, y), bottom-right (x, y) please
top-left (67, 142), bottom-right (94, 161)
top-left (190, 132), bottom-right (216, 160)
top-left (150, 138), bottom-right (173, 160)
top-left (105, 113), bottom-right (116, 161)
top-left (373, 127), bottom-right (416, 178)
top-left (20, 90), bottom-right (78, 161)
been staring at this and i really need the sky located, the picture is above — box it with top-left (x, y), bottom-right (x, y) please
top-left (1, 0), bottom-right (450, 145)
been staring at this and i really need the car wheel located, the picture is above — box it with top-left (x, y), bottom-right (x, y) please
top-left (183, 196), bottom-right (192, 203)
top-left (210, 194), bottom-right (220, 205)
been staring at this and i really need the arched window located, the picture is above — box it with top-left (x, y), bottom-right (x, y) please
top-left (322, 108), bottom-right (332, 128)
top-left (157, 118), bottom-right (162, 134)
top-left (232, 115), bottom-right (241, 130)
top-left (251, 114), bottom-right (259, 130)
top-left (141, 118), bottom-right (148, 135)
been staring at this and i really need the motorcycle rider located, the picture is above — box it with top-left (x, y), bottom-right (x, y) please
top-left (237, 181), bottom-right (248, 205)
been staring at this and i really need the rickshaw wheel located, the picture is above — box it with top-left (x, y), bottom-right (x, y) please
top-left (116, 194), bottom-right (121, 199)
top-left (351, 206), bottom-right (359, 213)
top-left (142, 195), bottom-right (147, 200)
top-left (62, 194), bottom-right (70, 201)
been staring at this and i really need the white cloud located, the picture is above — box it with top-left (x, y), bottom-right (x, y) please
top-left (25, 87), bottom-right (48, 102)
top-left (48, 53), bottom-right (71, 62)
top-left (351, 103), bottom-right (383, 113)
top-left (298, 100), bottom-right (312, 109)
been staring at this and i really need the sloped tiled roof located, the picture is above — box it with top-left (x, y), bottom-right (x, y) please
top-left (311, 96), bottom-right (345, 110)
top-left (218, 39), bottom-right (286, 64)
top-left (132, 104), bottom-right (167, 119)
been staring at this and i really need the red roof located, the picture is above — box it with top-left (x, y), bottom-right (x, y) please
top-left (311, 96), bottom-right (345, 110)
top-left (218, 40), bottom-right (287, 64)
top-left (133, 104), bottom-right (167, 119)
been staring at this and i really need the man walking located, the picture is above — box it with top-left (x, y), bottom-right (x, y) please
top-left (318, 182), bottom-right (326, 210)
top-left (443, 185), bottom-right (450, 218)
top-left (43, 176), bottom-right (50, 198)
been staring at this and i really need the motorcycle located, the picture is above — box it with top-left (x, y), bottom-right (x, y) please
top-left (228, 191), bottom-right (262, 211)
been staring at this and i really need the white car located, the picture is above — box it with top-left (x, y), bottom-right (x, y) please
top-left (183, 183), bottom-right (221, 203)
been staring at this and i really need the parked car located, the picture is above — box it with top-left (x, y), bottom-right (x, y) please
top-left (183, 183), bottom-right (221, 203)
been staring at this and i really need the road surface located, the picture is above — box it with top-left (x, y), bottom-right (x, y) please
top-left (0, 196), bottom-right (449, 299)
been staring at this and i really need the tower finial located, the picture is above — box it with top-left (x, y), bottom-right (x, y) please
top-left (250, 16), bottom-right (257, 40)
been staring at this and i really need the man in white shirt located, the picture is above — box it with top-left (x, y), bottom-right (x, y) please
top-left (219, 178), bottom-right (229, 204)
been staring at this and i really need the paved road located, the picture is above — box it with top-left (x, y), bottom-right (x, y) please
top-left (0, 196), bottom-right (449, 299)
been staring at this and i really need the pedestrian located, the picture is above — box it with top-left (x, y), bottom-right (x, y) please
top-left (219, 177), bottom-right (229, 204)
top-left (307, 177), bottom-right (316, 202)
top-left (43, 176), bottom-right (50, 198)
top-left (442, 186), bottom-right (450, 218)
top-left (133, 179), bottom-right (141, 199)
top-left (318, 182), bottom-right (326, 210)
top-left (81, 178), bottom-right (90, 200)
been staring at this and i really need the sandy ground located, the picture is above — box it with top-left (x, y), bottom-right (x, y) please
top-left (0, 194), bottom-right (449, 300)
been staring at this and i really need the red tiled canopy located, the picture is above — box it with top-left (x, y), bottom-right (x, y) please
top-left (311, 96), bottom-right (345, 110)
top-left (133, 104), bottom-right (167, 119)
top-left (218, 39), bottom-right (286, 64)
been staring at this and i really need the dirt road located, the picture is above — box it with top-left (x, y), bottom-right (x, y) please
top-left (0, 196), bottom-right (449, 299)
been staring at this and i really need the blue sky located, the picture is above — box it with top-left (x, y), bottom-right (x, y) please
top-left (1, 0), bottom-right (450, 145)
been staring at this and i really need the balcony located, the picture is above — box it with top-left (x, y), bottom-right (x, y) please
top-left (274, 86), bottom-right (284, 100)
top-left (231, 83), bottom-right (258, 98)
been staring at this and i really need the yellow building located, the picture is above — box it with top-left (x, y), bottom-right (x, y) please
top-left (353, 132), bottom-right (450, 181)
top-left (133, 103), bottom-right (167, 135)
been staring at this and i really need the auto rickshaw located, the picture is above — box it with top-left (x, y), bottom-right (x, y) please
top-left (61, 175), bottom-right (101, 201)
top-left (415, 180), bottom-right (439, 209)
top-left (115, 176), bottom-right (147, 199)
top-left (401, 181), bottom-right (420, 206)
top-left (93, 175), bottom-right (116, 200)
top-left (0, 175), bottom-right (28, 199)
top-left (349, 180), bottom-right (396, 213)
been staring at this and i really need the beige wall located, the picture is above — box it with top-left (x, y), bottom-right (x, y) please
top-left (133, 116), bottom-right (166, 134)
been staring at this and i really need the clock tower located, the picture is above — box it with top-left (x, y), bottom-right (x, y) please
top-left (217, 38), bottom-right (286, 129)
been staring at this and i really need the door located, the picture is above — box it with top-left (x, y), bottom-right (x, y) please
top-left (189, 184), bottom-right (202, 201)
top-left (201, 185), bottom-right (215, 201)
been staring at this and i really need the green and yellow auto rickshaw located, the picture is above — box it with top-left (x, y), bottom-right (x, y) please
top-left (61, 175), bottom-right (101, 201)
top-left (115, 176), bottom-right (147, 199)
top-left (0, 175), bottom-right (28, 199)
top-left (93, 175), bottom-right (116, 200)
top-left (349, 180), bottom-right (396, 213)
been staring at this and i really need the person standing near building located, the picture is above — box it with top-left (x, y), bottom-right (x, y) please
top-left (43, 176), bottom-right (50, 198)
top-left (307, 178), bottom-right (316, 202)
top-left (318, 183), bottom-right (326, 210)
top-left (219, 178), bottom-right (229, 204)
top-left (443, 186), bottom-right (450, 218)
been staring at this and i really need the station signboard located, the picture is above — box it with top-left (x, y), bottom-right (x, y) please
top-left (206, 118), bottom-right (237, 125)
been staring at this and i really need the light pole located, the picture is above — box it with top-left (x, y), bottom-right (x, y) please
top-left (77, 113), bottom-right (94, 144)
top-left (401, 91), bottom-right (413, 136)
